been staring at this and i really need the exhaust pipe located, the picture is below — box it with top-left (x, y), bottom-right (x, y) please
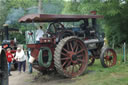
top-left (3, 24), bottom-right (9, 40)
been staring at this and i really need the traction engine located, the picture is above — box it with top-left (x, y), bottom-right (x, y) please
top-left (19, 14), bottom-right (117, 77)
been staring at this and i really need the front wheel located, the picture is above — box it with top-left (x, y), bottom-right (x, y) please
top-left (0, 48), bottom-right (8, 85)
top-left (100, 48), bottom-right (117, 68)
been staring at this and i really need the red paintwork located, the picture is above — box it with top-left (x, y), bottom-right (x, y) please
top-left (19, 14), bottom-right (103, 23)
top-left (40, 38), bottom-right (54, 43)
top-left (104, 49), bottom-right (117, 67)
top-left (27, 38), bottom-right (56, 70)
top-left (28, 32), bottom-right (33, 35)
top-left (60, 38), bottom-right (88, 77)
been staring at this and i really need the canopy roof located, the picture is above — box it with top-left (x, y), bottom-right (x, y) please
top-left (19, 14), bottom-right (103, 23)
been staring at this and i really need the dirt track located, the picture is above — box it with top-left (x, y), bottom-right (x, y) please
top-left (9, 69), bottom-right (76, 85)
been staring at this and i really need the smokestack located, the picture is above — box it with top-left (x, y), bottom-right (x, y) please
top-left (3, 24), bottom-right (9, 40)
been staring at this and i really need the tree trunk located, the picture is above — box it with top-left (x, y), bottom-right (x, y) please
top-left (38, 0), bottom-right (43, 13)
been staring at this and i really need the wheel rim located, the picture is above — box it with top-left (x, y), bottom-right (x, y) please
top-left (0, 49), bottom-right (8, 85)
top-left (60, 38), bottom-right (88, 77)
top-left (103, 49), bottom-right (116, 67)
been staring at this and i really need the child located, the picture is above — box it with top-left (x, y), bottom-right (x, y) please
top-left (6, 48), bottom-right (14, 76)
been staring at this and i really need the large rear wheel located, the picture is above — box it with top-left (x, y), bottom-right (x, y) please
top-left (54, 36), bottom-right (88, 77)
top-left (0, 48), bottom-right (8, 85)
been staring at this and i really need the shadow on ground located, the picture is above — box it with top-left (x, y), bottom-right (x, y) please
top-left (30, 72), bottom-right (79, 85)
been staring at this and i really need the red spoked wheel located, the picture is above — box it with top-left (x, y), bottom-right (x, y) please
top-left (54, 36), bottom-right (88, 77)
top-left (100, 48), bottom-right (117, 68)
top-left (88, 51), bottom-right (95, 66)
top-left (88, 56), bottom-right (95, 66)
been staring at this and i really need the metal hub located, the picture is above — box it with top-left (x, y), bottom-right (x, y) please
top-left (106, 56), bottom-right (112, 60)
top-left (108, 56), bottom-right (112, 60)
top-left (72, 55), bottom-right (77, 61)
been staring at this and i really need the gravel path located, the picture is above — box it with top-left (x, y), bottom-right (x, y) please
top-left (9, 69), bottom-right (75, 85)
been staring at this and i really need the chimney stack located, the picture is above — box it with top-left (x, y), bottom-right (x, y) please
top-left (3, 24), bottom-right (9, 40)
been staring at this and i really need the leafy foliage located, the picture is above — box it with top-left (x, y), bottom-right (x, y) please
top-left (1, 0), bottom-right (128, 46)
top-left (10, 33), bottom-right (25, 44)
top-left (0, 0), bottom-right (64, 44)
top-left (62, 0), bottom-right (128, 47)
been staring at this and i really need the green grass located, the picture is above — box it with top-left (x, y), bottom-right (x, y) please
top-left (60, 53), bottom-right (128, 85)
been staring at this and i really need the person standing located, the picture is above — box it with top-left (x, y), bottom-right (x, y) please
top-left (27, 49), bottom-right (33, 74)
top-left (6, 48), bottom-right (14, 76)
top-left (15, 47), bottom-right (26, 73)
top-left (36, 26), bottom-right (44, 43)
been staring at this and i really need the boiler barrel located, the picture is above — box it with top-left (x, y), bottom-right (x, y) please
top-left (4, 26), bottom-right (9, 40)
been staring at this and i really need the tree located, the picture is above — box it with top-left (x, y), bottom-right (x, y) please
top-left (62, 0), bottom-right (128, 46)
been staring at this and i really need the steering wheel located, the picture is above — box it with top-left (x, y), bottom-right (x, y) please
top-left (46, 22), bottom-right (65, 36)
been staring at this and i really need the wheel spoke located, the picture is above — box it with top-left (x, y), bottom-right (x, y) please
top-left (108, 51), bottom-right (111, 56)
top-left (73, 41), bottom-right (78, 50)
top-left (77, 59), bottom-right (84, 63)
top-left (70, 42), bottom-right (74, 51)
top-left (104, 59), bottom-right (107, 64)
top-left (67, 42), bottom-right (70, 51)
top-left (62, 60), bottom-right (69, 67)
top-left (73, 41), bottom-right (77, 48)
top-left (109, 61), bottom-right (111, 66)
top-left (105, 50), bottom-right (108, 56)
top-left (66, 61), bottom-right (72, 67)
top-left (61, 57), bottom-right (70, 60)
top-left (109, 60), bottom-right (112, 66)
top-left (107, 60), bottom-right (110, 66)
top-left (110, 51), bottom-right (113, 56)
top-left (105, 60), bottom-right (109, 66)
top-left (61, 52), bottom-right (68, 57)
top-left (63, 48), bottom-right (69, 53)
top-left (76, 49), bottom-right (84, 54)
top-left (104, 56), bottom-right (107, 59)
top-left (75, 45), bottom-right (78, 52)
top-left (77, 54), bottom-right (83, 58)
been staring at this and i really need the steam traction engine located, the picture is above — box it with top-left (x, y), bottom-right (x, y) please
top-left (0, 24), bottom-right (18, 70)
top-left (19, 14), bottom-right (117, 77)
top-left (1, 24), bottom-right (18, 51)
